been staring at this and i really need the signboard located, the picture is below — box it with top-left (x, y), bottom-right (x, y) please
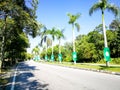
top-left (33, 55), bottom-right (40, 61)
top-left (51, 54), bottom-right (54, 61)
top-left (72, 52), bottom-right (77, 61)
top-left (58, 54), bottom-right (62, 61)
top-left (103, 47), bottom-right (111, 61)
top-left (45, 55), bottom-right (48, 61)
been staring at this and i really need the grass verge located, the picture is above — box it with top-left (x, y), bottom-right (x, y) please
top-left (41, 61), bottom-right (120, 73)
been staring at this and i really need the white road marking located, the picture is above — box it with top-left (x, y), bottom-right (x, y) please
top-left (10, 66), bottom-right (18, 90)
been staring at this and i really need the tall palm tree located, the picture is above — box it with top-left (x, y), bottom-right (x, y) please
top-left (56, 29), bottom-right (65, 63)
top-left (41, 36), bottom-right (52, 61)
top-left (89, 0), bottom-right (118, 66)
top-left (67, 13), bottom-right (80, 64)
top-left (47, 27), bottom-right (58, 61)
top-left (40, 26), bottom-right (48, 60)
top-left (32, 46), bottom-right (40, 60)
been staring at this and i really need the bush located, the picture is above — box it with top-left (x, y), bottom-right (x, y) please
top-left (97, 58), bottom-right (120, 64)
top-left (64, 54), bottom-right (72, 62)
top-left (111, 58), bottom-right (120, 64)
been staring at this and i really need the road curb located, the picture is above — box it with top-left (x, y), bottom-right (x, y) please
top-left (77, 67), bottom-right (120, 76)
top-left (40, 62), bottom-right (120, 76)
top-left (62, 65), bottom-right (120, 76)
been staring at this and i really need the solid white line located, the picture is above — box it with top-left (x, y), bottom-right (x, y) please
top-left (10, 66), bottom-right (18, 90)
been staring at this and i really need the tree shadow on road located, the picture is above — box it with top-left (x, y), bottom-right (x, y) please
top-left (5, 62), bottom-right (49, 90)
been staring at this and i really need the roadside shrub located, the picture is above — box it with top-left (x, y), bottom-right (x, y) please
top-left (111, 58), bottom-right (120, 64)
top-left (97, 58), bottom-right (120, 64)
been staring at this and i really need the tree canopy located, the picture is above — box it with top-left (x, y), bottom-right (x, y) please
top-left (0, 0), bottom-right (41, 68)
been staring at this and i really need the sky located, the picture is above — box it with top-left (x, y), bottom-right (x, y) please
top-left (27, 0), bottom-right (120, 53)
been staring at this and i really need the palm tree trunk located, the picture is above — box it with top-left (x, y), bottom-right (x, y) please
top-left (46, 41), bottom-right (47, 60)
top-left (1, 36), bottom-right (5, 67)
top-left (0, 15), bottom-right (7, 70)
top-left (46, 42), bottom-right (47, 54)
top-left (52, 39), bottom-right (53, 55)
top-left (0, 36), bottom-right (4, 72)
top-left (102, 11), bottom-right (109, 67)
top-left (59, 39), bottom-right (62, 63)
top-left (102, 12), bottom-right (108, 47)
top-left (51, 39), bottom-right (54, 61)
top-left (72, 24), bottom-right (75, 52)
top-left (72, 24), bottom-right (76, 64)
top-left (59, 39), bottom-right (61, 54)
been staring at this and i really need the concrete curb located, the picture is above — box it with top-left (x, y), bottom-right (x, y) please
top-left (63, 65), bottom-right (120, 76)
top-left (40, 62), bottom-right (120, 76)
top-left (71, 67), bottom-right (120, 76)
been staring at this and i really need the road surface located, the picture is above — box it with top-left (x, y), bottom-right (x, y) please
top-left (7, 60), bottom-right (120, 90)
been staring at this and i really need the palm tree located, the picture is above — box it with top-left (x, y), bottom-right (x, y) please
top-left (32, 46), bottom-right (40, 61)
top-left (67, 13), bottom-right (80, 64)
top-left (89, 0), bottom-right (118, 67)
top-left (47, 27), bottom-right (58, 61)
top-left (41, 36), bottom-right (52, 61)
top-left (56, 29), bottom-right (65, 63)
top-left (40, 26), bottom-right (48, 60)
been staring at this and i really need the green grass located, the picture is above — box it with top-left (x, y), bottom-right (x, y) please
top-left (41, 61), bottom-right (120, 73)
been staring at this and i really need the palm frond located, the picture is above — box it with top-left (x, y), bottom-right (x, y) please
top-left (89, 3), bottom-right (102, 16)
top-left (75, 23), bottom-right (80, 32)
top-left (76, 13), bottom-right (81, 19)
top-left (107, 3), bottom-right (119, 16)
top-left (40, 38), bottom-right (44, 46)
top-left (67, 13), bottom-right (72, 17)
top-left (67, 13), bottom-right (80, 24)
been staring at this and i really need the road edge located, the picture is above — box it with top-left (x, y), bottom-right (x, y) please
top-left (39, 62), bottom-right (120, 76)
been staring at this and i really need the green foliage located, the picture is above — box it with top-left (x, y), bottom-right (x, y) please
top-left (26, 53), bottom-right (33, 60)
top-left (89, 0), bottom-right (118, 16)
top-left (76, 35), bottom-right (97, 62)
top-left (109, 17), bottom-right (120, 57)
top-left (98, 58), bottom-right (120, 65)
top-left (0, 0), bottom-right (40, 68)
top-left (46, 27), bottom-right (59, 41)
top-left (40, 23), bottom-right (120, 64)
top-left (32, 46), bottom-right (40, 55)
top-left (63, 42), bottom-right (72, 62)
top-left (67, 13), bottom-right (80, 24)
top-left (111, 58), bottom-right (120, 64)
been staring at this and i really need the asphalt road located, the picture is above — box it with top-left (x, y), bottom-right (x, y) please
top-left (7, 60), bottom-right (120, 90)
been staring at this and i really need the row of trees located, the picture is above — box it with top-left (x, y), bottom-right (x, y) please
top-left (40, 21), bottom-right (120, 63)
top-left (38, 0), bottom-right (120, 65)
top-left (0, 0), bottom-right (41, 69)
top-left (0, 0), bottom-right (120, 70)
